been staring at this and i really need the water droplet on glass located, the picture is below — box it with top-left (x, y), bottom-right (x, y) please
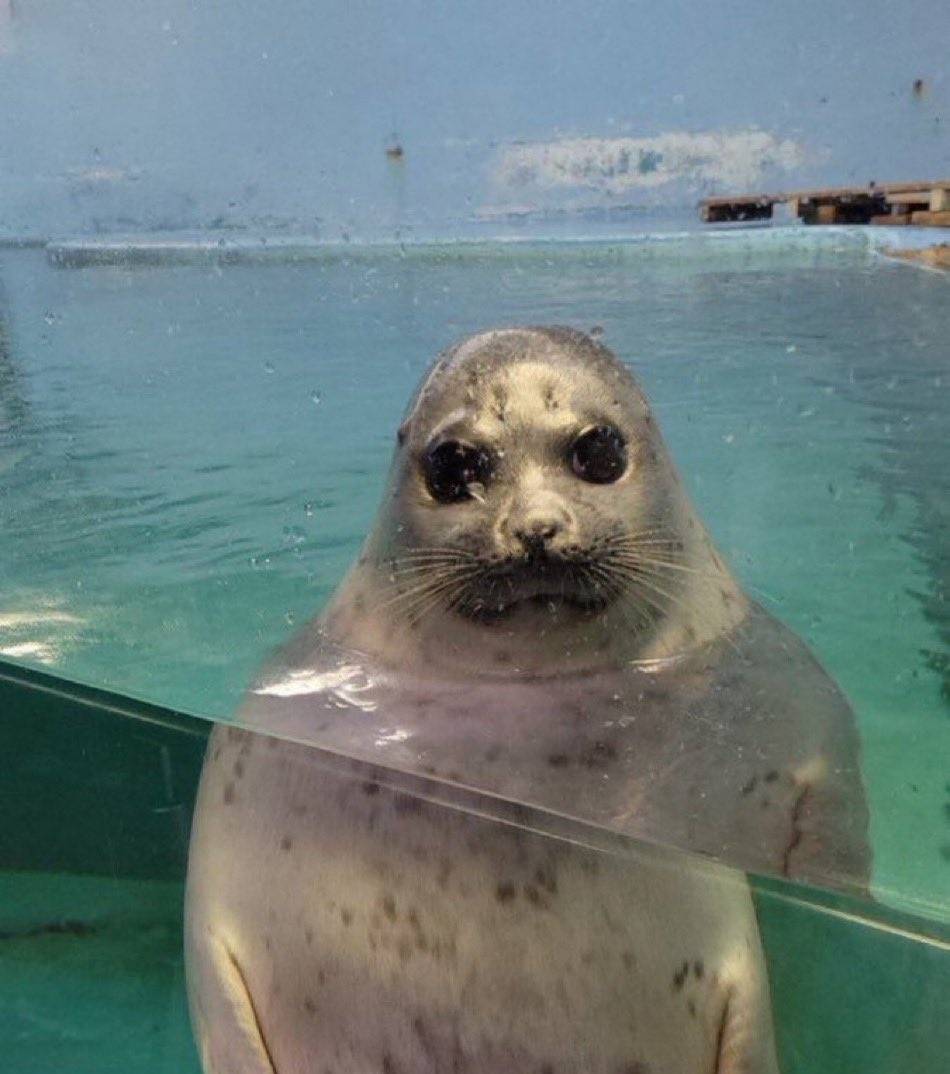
top-left (310, 390), bottom-right (322, 405)
top-left (264, 361), bottom-right (275, 374)
top-left (304, 502), bottom-right (315, 517)
top-left (43, 311), bottom-right (56, 325)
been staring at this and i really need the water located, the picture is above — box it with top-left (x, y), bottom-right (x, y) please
top-left (0, 229), bottom-right (948, 1069)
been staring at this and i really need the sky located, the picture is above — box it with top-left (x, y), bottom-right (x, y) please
top-left (0, 0), bottom-right (948, 237)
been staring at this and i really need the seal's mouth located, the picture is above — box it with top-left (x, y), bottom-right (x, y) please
top-left (460, 555), bottom-right (610, 622)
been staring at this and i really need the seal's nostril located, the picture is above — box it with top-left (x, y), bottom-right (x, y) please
top-left (514, 518), bottom-right (562, 548)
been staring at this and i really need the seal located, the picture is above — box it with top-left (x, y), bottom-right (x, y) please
top-left (186, 326), bottom-right (870, 1073)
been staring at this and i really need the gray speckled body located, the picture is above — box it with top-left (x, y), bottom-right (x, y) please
top-left (187, 724), bottom-right (779, 1074)
top-left (186, 327), bottom-right (869, 1073)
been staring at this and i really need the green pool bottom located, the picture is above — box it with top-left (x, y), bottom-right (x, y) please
top-left (0, 873), bottom-right (198, 1074)
top-left (1, 661), bottom-right (948, 1073)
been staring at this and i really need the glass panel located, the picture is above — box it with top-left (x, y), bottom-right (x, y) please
top-left (2, 669), bottom-right (947, 1073)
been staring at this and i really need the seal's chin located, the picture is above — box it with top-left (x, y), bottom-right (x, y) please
top-left (459, 558), bottom-right (612, 623)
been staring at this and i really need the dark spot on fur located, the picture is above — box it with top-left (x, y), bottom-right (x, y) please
top-left (264, 935), bottom-right (272, 951)
top-left (382, 1054), bottom-right (397, 1074)
top-left (413, 1017), bottom-right (433, 1054)
top-left (740, 776), bottom-right (757, 797)
top-left (280, 835), bottom-right (293, 851)
top-left (233, 759), bottom-right (245, 779)
top-left (394, 796), bottom-right (423, 815)
top-left (580, 858), bottom-right (600, 876)
top-left (688, 999), bottom-right (697, 1017)
top-left (548, 753), bottom-right (570, 768)
top-left (381, 895), bottom-right (397, 921)
top-left (212, 747), bottom-right (221, 762)
top-left (764, 770), bottom-right (779, 783)
top-left (397, 424), bottom-right (409, 446)
top-left (340, 908), bottom-right (353, 926)
top-left (541, 1065), bottom-right (555, 1074)
top-left (534, 867), bottom-right (557, 894)
top-left (362, 781), bottom-right (380, 796)
top-left (672, 960), bottom-right (689, 991)
top-left (524, 884), bottom-right (544, 907)
top-left (582, 741), bottom-right (617, 768)
top-left (305, 928), bottom-right (314, 945)
top-left (622, 950), bottom-right (635, 970)
top-left (318, 969), bottom-right (326, 985)
top-left (223, 782), bottom-right (235, 805)
top-left (495, 881), bottom-right (516, 903)
top-left (693, 960), bottom-right (704, 979)
top-left (398, 939), bottom-right (414, 961)
top-left (304, 996), bottom-right (316, 1014)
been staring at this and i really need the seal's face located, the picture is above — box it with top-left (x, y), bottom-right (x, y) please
top-left (377, 328), bottom-right (683, 627)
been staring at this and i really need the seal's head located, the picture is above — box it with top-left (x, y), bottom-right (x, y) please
top-left (326, 327), bottom-right (747, 675)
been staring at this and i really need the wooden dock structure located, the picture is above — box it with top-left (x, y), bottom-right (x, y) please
top-left (700, 180), bottom-right (950, 226)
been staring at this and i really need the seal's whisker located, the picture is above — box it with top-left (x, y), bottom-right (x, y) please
top-left (390, 556), bottom-right (478, 571)
top-left (592, 562), bottom-right (665, 627)
top-left (605, 534), bottom-right (686, 551)
top-left (599, 561), bottom-right (699, 625)
top-left (399, 579), bottom-right (472, 623)
top-left (379, 569), bottom-right (472, 613)
top-left (388, 561), bottom-right (491, 622)
top-left (583, 562), bottom-right (657, 632)
top-left (609, 553), bottom-right (725, 580)
top-left (390, 561), bottom-right (483, 577)
top-left (410, 562), bottom-right (493, 622)
top-left (609, 564), bottom-right (741, 654)
top-left (401, 546), bottom-right (478, 559)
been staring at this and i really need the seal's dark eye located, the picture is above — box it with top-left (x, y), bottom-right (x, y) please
top-left (423, 440), bottom-right (493, 504)
top-left (570, 426), bottom-right (627, 484)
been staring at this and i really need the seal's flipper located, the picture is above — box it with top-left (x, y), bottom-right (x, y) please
top-left (715, 979), bottom-right (781, 1074)
top-left (785, 754), bottom-right (871, 894)
top-left (189, 930), bottom-right (277, 1074)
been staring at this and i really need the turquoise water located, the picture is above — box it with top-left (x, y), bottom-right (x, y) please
top-left (0, 229), bottom-right (948, 1070)
top-left (1, 231), bottom-right (947, 917)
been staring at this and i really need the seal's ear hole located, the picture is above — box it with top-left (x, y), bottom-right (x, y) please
top-left (423, 440), bottom-right (493, 504)
top-left (569, 426), bottom-right (627, 484)
top-left (396, 422), bottom-right (410, 446)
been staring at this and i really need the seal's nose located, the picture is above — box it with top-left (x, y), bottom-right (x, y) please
top-left (513, 515), bottom-right (562, 551)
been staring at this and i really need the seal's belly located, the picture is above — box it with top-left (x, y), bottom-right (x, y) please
top-left (187, 727), bottom-right (771, 1073)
